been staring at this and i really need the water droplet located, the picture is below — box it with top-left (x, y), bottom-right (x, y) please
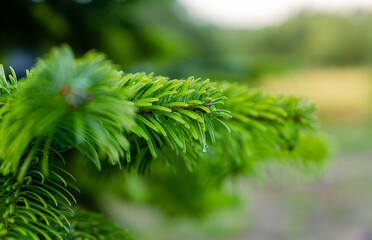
top-left (202, 144), bottom-right (208, 153)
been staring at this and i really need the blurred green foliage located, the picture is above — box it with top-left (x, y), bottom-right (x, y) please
top-left (215, 10), bottom-right (372, 70)
top-left (1, 0), bottom-right (219, 80)
top-left (2, 1), bottom-right (372, 82)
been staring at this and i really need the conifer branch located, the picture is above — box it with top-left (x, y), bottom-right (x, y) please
top-left (0, 45), bottom-right (328, 238)
top-left (0, 45), bottom-right (326, 178)
top-left (0, 163), bottom-right (77, 239)
top-left (0, 45), bottom-right (135, 178)
top-left (66, 210), bottom-right (135, 240)
top-left (200, 83), bottom-right (327, 182)
top-left (116, 72), bottom-right (231, 171)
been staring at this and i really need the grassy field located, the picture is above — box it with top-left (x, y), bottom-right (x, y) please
top-left (260, 67), bottom-right (372, 125)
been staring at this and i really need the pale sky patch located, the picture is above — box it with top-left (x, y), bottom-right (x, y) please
top-left (178, 0), bottom-right (372, 28)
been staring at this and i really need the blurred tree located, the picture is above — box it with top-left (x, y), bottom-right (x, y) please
top-left (215, 11), bottom-right (372, 70)
top-left (0, 0), bottom-right (222, 80)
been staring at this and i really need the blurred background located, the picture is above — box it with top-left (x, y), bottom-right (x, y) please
top-left (1, 0), bottom-right (372, 239)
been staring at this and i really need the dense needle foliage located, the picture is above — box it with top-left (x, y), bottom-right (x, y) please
top-left (0, 45), bottom-right (327, 239)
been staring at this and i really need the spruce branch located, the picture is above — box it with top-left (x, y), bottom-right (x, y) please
top-left (116, 72), bottom-right (231, 171)
top-left (0, 64), bottom-right (18, 96)
top-left (199, 83), bottom-right (328, 183)
top-left (0, 64), bottom-right (18, 107)
top-left (0, 45), bottom-right (135, 178)
top-left (0, 163), bottom-right (78, 240)
top-left (0, 45), bottom-right (328, 236)
top-left (0, 46), bottom-right (233, 176)
top-left (66, 210), bottom-right (135, 240)
top-left (0, 45), bottom-right (326, 181)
